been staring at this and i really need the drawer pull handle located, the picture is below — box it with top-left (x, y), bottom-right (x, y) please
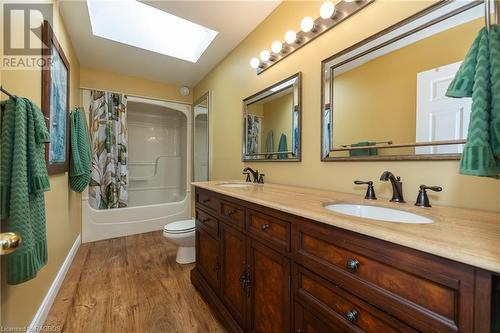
top-left (260, 223), bottom-right (270, 231)
top-left (346, 259), bottom-right (360, 271)
top-left (203, 198), bottom-right (211, 203)
top-left (345, 309), bottom-right (358, 323)
top-left (201, 217), bottom-right (211, 223)
top-left (228, 209), bottom-right (238, 216)
top-left (213, 262), bottom-right (220, 271)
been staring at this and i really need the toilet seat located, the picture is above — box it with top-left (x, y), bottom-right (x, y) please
top-left (164, 219), bottom-right (195, 234)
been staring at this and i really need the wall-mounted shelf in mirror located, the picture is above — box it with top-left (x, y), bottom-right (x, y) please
top-left (243, 72), bottom-right (301, 162)
top-left (321, 0), bottom-right (486, 161)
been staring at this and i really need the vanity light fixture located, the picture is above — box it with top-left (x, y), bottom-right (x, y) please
top-left (300, 16), bottom-right (315, 33)
top-left (320, 1), bottom-right (336, 19)
top-left (271, 40), bottom-right (283, 53)
top-left (284, 30), bottom-right (297, 44)
top-left (250, 0), bottom-right (374, 74)
top-left (250, 57), bottom-right (260, 69)
top-left (260, 50), bottom-right (271, 61)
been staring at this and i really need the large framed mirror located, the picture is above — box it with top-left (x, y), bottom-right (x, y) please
top-left (193, 92), bottom-right (210, 181)
top-left (243, 73), bottom-right (301, 162)
top-left (321, 1), bottom-right (485, 161)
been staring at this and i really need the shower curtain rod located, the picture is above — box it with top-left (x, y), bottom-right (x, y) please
top-left (79, 86), bottom-right (192, 106)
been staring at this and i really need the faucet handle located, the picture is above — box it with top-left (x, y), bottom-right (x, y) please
top-left (258, 174), bottom-right (265, 184)
top-left (354, 180), bottom-right (377, 200)
top-left (420, 185), bottom-right (442, 192)
top-left (415, 184), bottom-right (443, 207)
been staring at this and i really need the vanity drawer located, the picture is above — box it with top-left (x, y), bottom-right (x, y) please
top-left (246, 209), bottom-right (290, 252)
top-left (220, 200), bottom-right (245, 229)
top-left (195, 208), bottom-right (219, 238)
top-left (196, 189), bottom-right (219, 213)
top-left (295, 265), bottom-right (416, 333)
top-left (295, 220), bottom-right (474, 333)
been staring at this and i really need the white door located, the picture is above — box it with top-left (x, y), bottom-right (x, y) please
top-left (416, 61), bottom-right (472, 154)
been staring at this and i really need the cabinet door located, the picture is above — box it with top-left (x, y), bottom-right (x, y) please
top-left (295, 301), bottom-right (344, 333)
top-left (196, 227), bottom-right (220, 291)
top-left (247, 240), bottom-right (290, 333)
top-left (220, 223), bottom-right (247, 327)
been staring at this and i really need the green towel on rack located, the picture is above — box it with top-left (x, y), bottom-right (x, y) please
top-left (349, 141), bottom-right (378, 157)
top-left (277, 133), bottom-right (288, 159)
top-left (69, 108), bottom-right (92, 192)
top-left (446, 27), bottom-right (500, 177)
top-left (1, 97), bottom-right (50, 284)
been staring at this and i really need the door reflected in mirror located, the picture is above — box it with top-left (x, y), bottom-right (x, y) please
top-left (243, 73), bottom-right (301, 161)
top-left (194, 93), bottom-right (210, 181)
top-left (321, 2), bottom-right (485, 161)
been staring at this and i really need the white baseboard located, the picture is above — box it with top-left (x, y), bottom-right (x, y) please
top-left (27, 235), bottom-right (81, 332)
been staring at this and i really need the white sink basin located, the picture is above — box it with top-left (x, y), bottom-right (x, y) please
top-left (325, 204), bottom-right (433, 224)
top-left (217, 183), bottom-right (253, 188)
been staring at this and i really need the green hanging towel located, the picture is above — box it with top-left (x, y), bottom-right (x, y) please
top-left (1, 97), bottom-right (50, 284)
top-left (69, 108), bottom-right (92, 192)
top-left (446, 27), bottom-right (500, 177)
top-left (277, 133), bottom-right (288, 159)
top-left (265, 130), bottom-right (274, 159)
top-left (489, 25), bottom-right (500, 156)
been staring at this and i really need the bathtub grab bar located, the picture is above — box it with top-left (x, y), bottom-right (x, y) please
top-left (129, 155), bottom-right (180, 181)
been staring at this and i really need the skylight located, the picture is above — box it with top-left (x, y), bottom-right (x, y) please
top-left (87, 0), bottom-right (218, 63)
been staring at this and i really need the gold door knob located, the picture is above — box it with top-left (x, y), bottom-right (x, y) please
top-left (0, 232), bottom-right (21, 255)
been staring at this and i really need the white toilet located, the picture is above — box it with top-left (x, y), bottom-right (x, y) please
top-left (163, 219), bottom-right (196, 264)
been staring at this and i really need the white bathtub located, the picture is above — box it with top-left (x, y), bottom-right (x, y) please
top-left (81, 191), bottom-right (191, 243)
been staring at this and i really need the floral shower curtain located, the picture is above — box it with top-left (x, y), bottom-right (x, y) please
top-left (246, 114), bottom-right (261, 156)
top-left (88, 90), bottom-right (128, 209)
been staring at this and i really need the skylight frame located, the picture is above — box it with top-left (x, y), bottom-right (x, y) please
top-left (87, 0), bottom-right (218, 63)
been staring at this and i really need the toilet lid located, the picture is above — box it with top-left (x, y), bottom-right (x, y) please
top-left (164, 219), bottom-right (195, 234)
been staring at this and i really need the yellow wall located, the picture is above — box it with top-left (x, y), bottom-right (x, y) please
top-left (261, 93), bottom-right (293, 151)
top-left (1, 1), bottom-right (82, 327)
top-left (80, 67), bottom-right (192, 104)
top-left (332, 18), bottom-right (482, 156)
top-left (194, 0), bottom-right (500, 212)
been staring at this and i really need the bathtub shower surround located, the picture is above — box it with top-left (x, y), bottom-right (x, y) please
top-left (88, 90), bottom-right (128, 209)
top-left (81, 93), bottom-right (192, 242)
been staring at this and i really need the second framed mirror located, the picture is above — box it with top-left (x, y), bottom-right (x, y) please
top-left (243, 72), bottom-right (301, 162)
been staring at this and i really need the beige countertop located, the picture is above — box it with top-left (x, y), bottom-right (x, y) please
top-left (192, 181), bottom-right (500, 274)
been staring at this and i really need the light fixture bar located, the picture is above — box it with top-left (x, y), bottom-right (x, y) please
top-left (255, 0), bottom-right (374, 74)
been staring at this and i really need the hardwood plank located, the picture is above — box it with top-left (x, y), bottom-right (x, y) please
top-left (44, 231), bottom-right (226, 333)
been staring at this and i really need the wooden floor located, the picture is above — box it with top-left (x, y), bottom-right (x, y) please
top-left (45, 231), bottom-right (226, 333)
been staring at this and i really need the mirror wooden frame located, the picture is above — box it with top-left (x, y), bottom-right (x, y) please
top-left (320, 0), bottom-right (483, 161)
top-left (242, 72), bottom-right (302, 162)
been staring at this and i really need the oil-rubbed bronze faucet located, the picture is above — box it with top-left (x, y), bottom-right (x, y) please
top-left (354, 180), bottom-right (377, 200)
top-left (379, 171), bottom-right (405, 203)
top-left (242, 167), bottom-right (259, 183)
top-left (415, 184), bottom-right (442, 207)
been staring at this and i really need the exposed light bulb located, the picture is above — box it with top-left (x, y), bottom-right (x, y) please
top-left (250, 57), bottom-right (260, 69)
top-left (320, 1), bottom-right (335, 19)
top-left (271, 40), bottom-right (282, 53)
top-left (300, 16), bottom-right (315, 33)
top-left (285, 30), bottom-right (297, 44)
top-left (344, 0), bottom-right (356, 2)
top-left (260, 50), bottom-right (271, 61)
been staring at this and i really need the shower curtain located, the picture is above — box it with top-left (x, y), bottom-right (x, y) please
top-left (88, 90), bottom-right (128, 209)
top-left (246, 114), bottom-right (261, 155)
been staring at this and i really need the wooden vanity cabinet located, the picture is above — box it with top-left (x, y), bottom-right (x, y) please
top-left (191, 188), bottom-right (493, 333)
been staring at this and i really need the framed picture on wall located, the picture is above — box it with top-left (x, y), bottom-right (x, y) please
top-left (42, 20), bottom-right (70, 174)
